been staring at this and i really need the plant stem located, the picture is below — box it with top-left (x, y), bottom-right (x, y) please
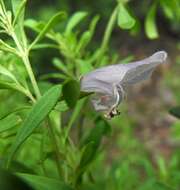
top-left (97, 6), bottom-right (118, 66)
top-left (11, 31), bottom-right (41, 99)
top-left (22, 54), bottom-right (41, 99)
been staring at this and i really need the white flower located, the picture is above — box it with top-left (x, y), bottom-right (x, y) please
top-left (80, 51), bottom-right (167, 119)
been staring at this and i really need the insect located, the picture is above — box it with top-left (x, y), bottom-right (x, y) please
top-left (80, 51), bottom-right (167, 119)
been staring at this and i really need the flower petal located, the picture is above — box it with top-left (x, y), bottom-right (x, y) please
top-left (120, 51), bottom-right (167, 85)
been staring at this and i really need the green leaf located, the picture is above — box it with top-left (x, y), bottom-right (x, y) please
top-left (11, 0), bottom-right (27, 48)
top-left (75, 15), bottom-right (99, 53)
top-left (89, 15), bottom-right (100, 38)
top-left (12, 0), bottom-right (27, 25)
top-left (76, 15), bottom-right (99, 54)
top-left (145, 2), bottom-right (159, 39)
top-left (160, 0), bottom-right (173, 19)
top-left (156, 156), bottom-right (167, 179)
top-left (17, 173), bottom-right (73, 190)
top-left (77, 59), bottom-right (93, 75)
top-left (169, 106), bottom-right (180, 119)
top-left (76, 31), bottom-right (91, 52)
top-left (29, 12), bottom-right (66, 50)
top-left (24, 19), bottom-right (43, 33)
top-left (7, 85), bottom-right (62, 167)
top-left (160, 0), bottom-right (178, 20)
top-left (117, 3), bottom-right (136, 29)
top-left (40, 73), bottom-right (67, 81)
top-left (65, 12), bottom-right (87, 35)
top-left (0, 64), bottom-right (18, 83)
top-left (62, 79), bottom-right (80, 108)
top-left (11, 0), bottom-right (24, 16)
top-left (0, 39), bottom-right (17, 55)
top-left (0, 81), bottom-right (26, 95)
top-left (0, 114), bottom-right (21, 133)
top-left (52, 58), bottom-right (70, 76)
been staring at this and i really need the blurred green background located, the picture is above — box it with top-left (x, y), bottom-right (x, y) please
top-left (0, 0), bottom-right (180, 189)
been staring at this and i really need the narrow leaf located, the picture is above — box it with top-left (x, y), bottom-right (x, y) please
top-left (40, 73), bottom-right (67, 81)
top-left (52, 58), bottom-right (70, 75)
top-left (65, 12), bottom-right (87, 35)
top-left (29, 12), bottom-right (66, 50)
top-left (145, 3), bottom-right (159, 39)
top-left (24, 19), bottom-right (42, 32)
top-left (12, 0), bottom-right (27, 25)
top-left (117, 3), bottom-right (136, 29)
top-left (7, 85), bottom-right (62, 166)
top-left (0, 40), bottom-right (18, 55)
top-left (76, 15), bottom-right (99, 52)
top-left (0, 114), bottom-right (21, 133)
top-left (0, 64), bottom-right (18, 83)
top-left (17, 173), bottom-right (72, 190)
top-left (0, 81), bottom-right (27, 95)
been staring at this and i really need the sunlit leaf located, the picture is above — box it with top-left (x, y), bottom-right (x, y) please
top-left (145, 2), bottom-right (159, 39)
top-left (117, 3), bottom-right (135, 29)
top-left (7, 85), bottom-right (62, 167)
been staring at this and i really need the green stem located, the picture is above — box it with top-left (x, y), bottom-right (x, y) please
top-left (97, 6), bottom-right (118, 66)
top-left (11, 31), bottom-right (41, 99)
top-left (22, 54), bottom-right (41, 99)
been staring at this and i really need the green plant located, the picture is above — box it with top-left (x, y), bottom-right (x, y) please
top-left (0, 0), bottom-right (136, 189)
top-left (0, 0), bottom-right (179, 190)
